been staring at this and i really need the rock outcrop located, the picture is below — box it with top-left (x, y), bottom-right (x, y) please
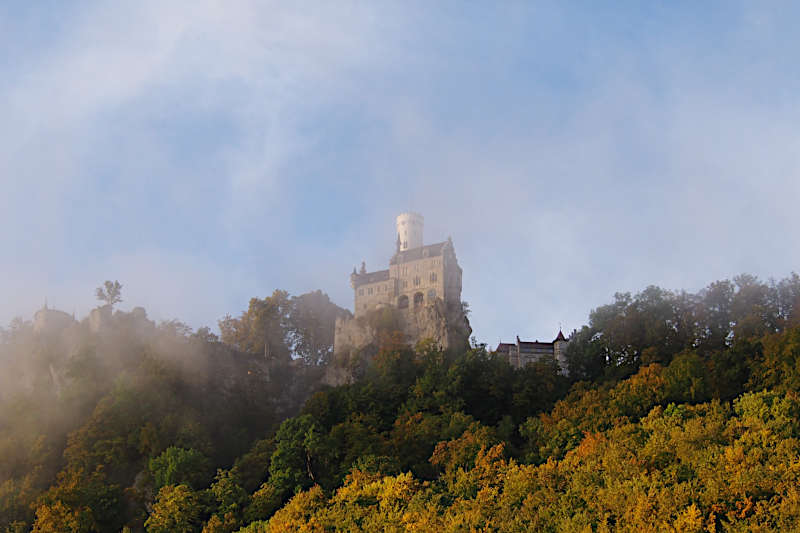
top-left (326, 299), bottom-right (471, 386)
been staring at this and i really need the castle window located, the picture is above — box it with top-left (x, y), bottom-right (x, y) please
top-left (402, 280), bottom-right (408, 288)
top-left (414, 292), bottom-right (424, 307)
top-left (358, 288), bottom-right (364, 296)
top-left (414, 276), bottom-right (420, 286)
top-left (428, 289), bottom-right (436, 300)
top-left (398, 295), bottom-right (409, 309)
top-left (430, 272), bottom-right (437, 282)
top-left (368, 287), bottom-right (373, 295)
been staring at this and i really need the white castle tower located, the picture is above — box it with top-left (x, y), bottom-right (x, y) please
top-left (396, 212), bottom-right (424, 251)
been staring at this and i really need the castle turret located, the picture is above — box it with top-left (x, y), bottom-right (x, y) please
top-left (553, 330), bottom-right (569, 376)
top-left (396, 212), bottom-right (424, 251)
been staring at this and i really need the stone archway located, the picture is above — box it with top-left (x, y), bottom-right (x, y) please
top-left (413, 292), bottom-right (424, 307)
top-left (398, 294), bottom-right (409, 309)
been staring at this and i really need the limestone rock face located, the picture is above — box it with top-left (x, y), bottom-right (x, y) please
top-left (400, 300), bottom-right (471, 352)
top-left (89, 305), bottom-right (112, 333)
top-left (327, 299), bottom-right (471, 386)
top-left (33, 308), bottom-right (75, 335)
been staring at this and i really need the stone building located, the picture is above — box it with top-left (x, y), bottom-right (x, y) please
top-left (350, 213), bottom-right (462, 317)
top-left (495, 330), bottom-right (569, 374)
top-left (349, 212), bottom-right (463, 317)
top-left (331, 213), bottom-right (471, 371)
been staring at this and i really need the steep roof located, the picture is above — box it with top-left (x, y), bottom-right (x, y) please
top-left (352, 269), bottom-right (390, 288)
top-left (518, 341), bottom-right (555, 349)
top-left (495, 343), bottom-right (515, 353)
top-left (553, 330), bottom-right (567, 342)
top-left (390, 241), bottom-right (447, 265)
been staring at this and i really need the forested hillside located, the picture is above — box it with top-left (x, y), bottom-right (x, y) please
top-left (2, 274), bottom-right (800, 532)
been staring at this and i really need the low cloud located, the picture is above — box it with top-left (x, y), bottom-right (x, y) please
top-left (1, 3), bottom-right (798, 345)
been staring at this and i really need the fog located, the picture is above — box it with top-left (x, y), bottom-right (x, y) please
top-left (1, 2), bottom-right (798, 346)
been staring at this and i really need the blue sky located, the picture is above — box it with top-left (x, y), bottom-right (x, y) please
top-left (2, 2), bottom-right (799, 346)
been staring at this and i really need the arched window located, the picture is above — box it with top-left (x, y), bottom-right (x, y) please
top-left (398, 295), bottom-right (409, 309)
top-left (427, 289), bottom-right (436, 301)
top-left (414, 292), bottom-right (424, 307)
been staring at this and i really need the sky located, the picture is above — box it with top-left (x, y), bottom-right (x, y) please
top-left (1, 1), bottom-right (799, 346)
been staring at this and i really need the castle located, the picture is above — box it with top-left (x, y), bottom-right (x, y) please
top-left (330, 212), bottom-right (568, 378)
top-left (495, 331), bottom-right (569, 373)
top-left (349, 212), bottom-right (463, 318)
top-left (330, 213), bottom-right (471, 373)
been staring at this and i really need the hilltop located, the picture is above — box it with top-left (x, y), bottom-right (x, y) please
top-left (0, 273), bottom-right (799, 531)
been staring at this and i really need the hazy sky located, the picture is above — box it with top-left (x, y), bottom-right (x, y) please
top-left (2, 2), bottom-right (799, 346)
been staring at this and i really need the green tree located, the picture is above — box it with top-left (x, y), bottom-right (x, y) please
top-left (663, 351), bottom-right (709, 403)
top-left (287, 290), bottom-right (348, 365)
top-left (218, 290), bottom-right (291, 360)
top-left (149, 447), bottom-right (212, 491)
top-left (95, 280), bottom-right (123, 309)
top-left (207, 469), bottom-right (248, 529)
top-left (268, 415), bottom-right (324, 500)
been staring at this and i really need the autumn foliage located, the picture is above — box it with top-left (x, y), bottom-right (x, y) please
top-left (2, 274), bottom-right (800, 531)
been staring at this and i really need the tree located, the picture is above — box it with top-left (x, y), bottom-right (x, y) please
top-left (145, 484), bottom-right (202, 533)
top-left (287, 291), bottom-right (348, 366)
top-left (95, 280), bottom-right (123, 309)
top-left (149, 447), bottom-right (213, 491)
top-left (31, 500), bottom-right (94, 533)
top-left (207, 469), bottom-right (248, 529)
top-left (218, 290), bottom-right (291, 360)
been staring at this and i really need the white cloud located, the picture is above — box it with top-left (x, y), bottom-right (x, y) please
top-left (1, 2), bottom-right (798, 347)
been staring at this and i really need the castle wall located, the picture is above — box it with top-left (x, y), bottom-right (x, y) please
top-left (393, 256), bottom-right (445, 308)
top-left (442, 255), bottom-right (462, 307)
top-left (553, 339), bottom-right (568, 375)
top-left (354, 248), bottom-right (458, 318)
top-left (354, 279), bottom-right (395, 316)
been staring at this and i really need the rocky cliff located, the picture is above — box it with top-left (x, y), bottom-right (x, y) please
top-left (327, 300), bottom-right (471, 385)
